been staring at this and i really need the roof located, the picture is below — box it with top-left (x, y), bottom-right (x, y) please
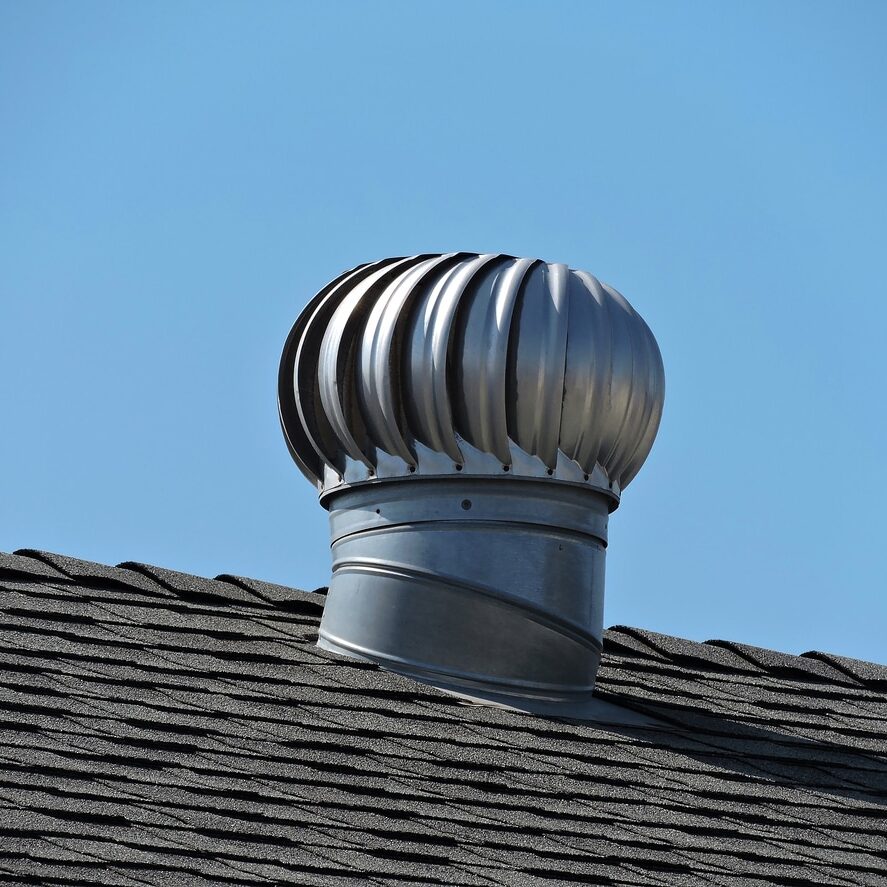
top-left (1, 548), bottom-right (885, 887)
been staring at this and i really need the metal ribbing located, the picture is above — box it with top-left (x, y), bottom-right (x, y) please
top-left (280, 253), bottom-right (665, 493)
top-left (507, 262), bottom-right (569, 469)
top-left (406, 254), bottom-right (503, 462)
top-left (454, 256), bottom-right (534, 463)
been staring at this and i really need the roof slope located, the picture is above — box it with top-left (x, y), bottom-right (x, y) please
top-left (0, 549), bottom-right (885, 887)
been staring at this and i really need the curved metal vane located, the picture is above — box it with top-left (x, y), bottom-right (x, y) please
top-left (279, 253), bottom-right (665, 504)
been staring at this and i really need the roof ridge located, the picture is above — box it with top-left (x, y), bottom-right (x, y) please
top-left (799, 649), bottom-right (887, 690)
top-left (6, 548), bottom-right (323, 612)
top-left (606, 624), bottom-right (883, 689)
top-left (5, 549), bottom-right (881, 682)
top-left (718, 640), bottom-right (887, 679)
top-left (1, 550), bottom-right (71, 581)
top-left (116, 560), bottom-right (273, 607)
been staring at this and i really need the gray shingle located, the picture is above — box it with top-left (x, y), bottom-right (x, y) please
top-left (0, 551), bottom-right (71, 583)
top-left (215, 573), bottom-right (326, 610)
top-left (707, 639), bottom-right (861, 685)
top-left (609, 626), bottom-right (765, 674)
top-left (116, 562), bottom-right (269, 607)
top-left (0, 549), bottom-right (884, 887)
top-left (803, 650), bottom-right (887, 690)
top-left (15, 549), bottom-right (174, 598)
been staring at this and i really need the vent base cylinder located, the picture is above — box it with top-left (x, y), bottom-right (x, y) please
top-left (317, 478), bottom-right (610, 712)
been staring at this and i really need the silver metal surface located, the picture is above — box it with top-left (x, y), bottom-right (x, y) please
top-left (279, 252), bottom-right (665, 714)
top-left (279, 253), bottom-right (665, 502)
top-left (318, 479), bottom-right (610, 710)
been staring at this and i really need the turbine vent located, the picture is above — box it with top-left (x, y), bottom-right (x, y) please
top-left (279, 252), bottom-right (665, 714)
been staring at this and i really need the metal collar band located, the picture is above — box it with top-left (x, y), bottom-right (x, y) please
top-left (318, 478), bottom-right (609, 712)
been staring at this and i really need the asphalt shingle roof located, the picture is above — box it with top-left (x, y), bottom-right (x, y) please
top-left (0, 548), bottom-right (885, 886)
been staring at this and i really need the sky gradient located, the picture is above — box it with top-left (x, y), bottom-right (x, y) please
top-left (2, 1), bottom-right (885, 661)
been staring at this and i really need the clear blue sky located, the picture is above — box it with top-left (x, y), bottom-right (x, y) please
top-left (2, 2), bottom-right (885, 662)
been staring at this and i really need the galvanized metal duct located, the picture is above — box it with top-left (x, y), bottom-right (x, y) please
top-left (279, 253), bottom-right (665, 715)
